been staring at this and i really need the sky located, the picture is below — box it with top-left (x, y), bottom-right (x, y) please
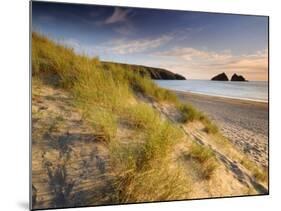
top-left (32, 1), bottom-right (268, 81)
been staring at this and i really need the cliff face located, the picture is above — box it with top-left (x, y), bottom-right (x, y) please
top-left (102, 62), bottom-right (186, 80)
top-left (231, 73), bottom-right (247, 81)
top-left (142, 67), bottom-right (186, 80)
top-left (211, 72), bottom-right (229, 81)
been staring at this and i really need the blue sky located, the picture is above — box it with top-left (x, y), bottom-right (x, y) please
top-left (32, 1), bottom-right (268, 80)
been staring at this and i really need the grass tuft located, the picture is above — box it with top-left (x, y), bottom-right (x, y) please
top-left (177, 103), bottom-right (202, 123)
top-left (189, 143), bottom-right (218, 179)
top-left (240, 157), bottom-right (268, 183)
top-left (177, 103), bottom-right (218, 134)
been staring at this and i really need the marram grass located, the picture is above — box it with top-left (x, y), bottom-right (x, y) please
top-left (32, 32), bottom-right (220, 202)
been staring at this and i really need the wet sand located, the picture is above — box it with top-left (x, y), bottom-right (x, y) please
top-left (174, 91), bottom-right (268, 168)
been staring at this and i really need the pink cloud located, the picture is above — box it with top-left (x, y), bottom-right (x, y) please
top-left (154, 48), bottom-right (268, 80)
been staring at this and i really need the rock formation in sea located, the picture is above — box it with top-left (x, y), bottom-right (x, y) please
top-left (211, 72), bottom-right (229, 81)
top-left (231, 73), bottom-right (247, 81)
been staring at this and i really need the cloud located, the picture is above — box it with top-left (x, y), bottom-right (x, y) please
top-left (226, 52), bottom-right (268, 73)
top-left (154, 47), bottom-right (268, 80)
top-left (170, 27), bottom-right (204, 41)
top-left (156, 47), bottom-right (232, 61)
top-left (94, 7), bottom-right (136, 35)
top-left (98, 35), bottom-right (172, 55)
top-left (113, 24), bottom-right (135, 35)
top-left (56, 35), bottom-right (172, 58)
top-left (104, 8), bottom-right (132, 24)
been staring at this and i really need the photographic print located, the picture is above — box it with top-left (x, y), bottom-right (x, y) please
top-left (31, 1), bottom-right (269, 210)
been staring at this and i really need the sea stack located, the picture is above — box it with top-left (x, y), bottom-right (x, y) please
top-left (231, 73), bottom-right (247, 81)
top-left (211, 72), bottom-right (229, 81)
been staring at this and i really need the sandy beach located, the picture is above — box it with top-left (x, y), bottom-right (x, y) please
top-left (174, 91), bottom-right (268, 168)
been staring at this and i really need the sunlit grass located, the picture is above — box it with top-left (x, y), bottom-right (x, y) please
top-left (32, 31), bottom-right (220, 202)
top-left (189, 143), bottom-right (218, 179)
top-left (177, 103), bottom-right (218, 134)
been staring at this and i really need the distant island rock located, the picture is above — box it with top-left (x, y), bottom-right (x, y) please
top-left (231, 73), bottom-right (248, 82)
top-left (211, 72), bottom-right (229, 81)
top-left (102, 61), bottom-right (186, 80)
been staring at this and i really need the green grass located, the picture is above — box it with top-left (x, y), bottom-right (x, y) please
top-left (139, 121), bottom-right (183, 169)
top-left (112, 104), bottom-right (184, 171)
top-left (86, 108), bottom-right (118, 143)
top-left (32, 32), bottom-right (220, 202)
top-left (177, 103), bottom-right (218, 134)
top-left (189, 143), bottom-right (218, 179)
top-left (177, 103), bottom-right (202, 122)
top-left (240, 157), bottom-right (268, 183)
top-left (201, 117), bottom-right (218, 134)
top-left (32, 32), bottom-right (190, 201)
top-left (113, 163), bottom-right (190, 203)
top-left (111, 125), bottom-right (188, 203)
top-left (109, 106), bottom-right (187, 202)
top-left (123, 103), bottom-right (160, 130)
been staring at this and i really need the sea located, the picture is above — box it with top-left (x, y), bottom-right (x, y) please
top-left (155, 80), bottom-right (268, 102)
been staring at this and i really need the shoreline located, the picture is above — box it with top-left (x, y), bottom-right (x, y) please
top-left (172, 89), bottom-right (268, 104)
top-left (173, 90), bottom-right (268, 168)
top-left (161, 86), bottom-right (268, 104)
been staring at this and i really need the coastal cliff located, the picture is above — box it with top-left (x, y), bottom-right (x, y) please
top-left (103, 62), bottom-right (186, 80)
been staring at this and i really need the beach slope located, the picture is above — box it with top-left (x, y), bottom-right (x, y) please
top-left (175, 91), bottom-right (268, 168)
